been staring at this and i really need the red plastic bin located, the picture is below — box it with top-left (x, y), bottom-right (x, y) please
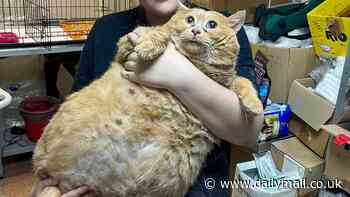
top-left (19, 96), bottom-right (60, 142)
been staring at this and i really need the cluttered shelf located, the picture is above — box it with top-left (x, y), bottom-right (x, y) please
top-left (2, 127), bottom-right (35, 158)
top-left (0, 44), bottom-right (84, 58)
top-left (0, 0), bottom-right (138, 178)
top-left (0, 20), bottom-right (94, 57)
top-left (0, 1), bottom-right (97, 57)
top-left (0, 0), bottom-right (138, 57)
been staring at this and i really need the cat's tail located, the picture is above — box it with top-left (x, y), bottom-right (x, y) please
top-left (37, 186), bottom-right (61, 197)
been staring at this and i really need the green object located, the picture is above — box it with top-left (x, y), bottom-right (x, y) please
top-left (255, 0), bottom-right (325, 41)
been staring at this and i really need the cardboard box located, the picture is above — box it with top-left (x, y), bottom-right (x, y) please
top-left (0, 55), bottom-right (45, 85)
top-left (288, 119), bottom-right (350, 193)
top-left (288, 78), bottom-right (350, 131)
top-left (321, 124), bottom-right (350, 193)
top-left (194, 0), bottom-right (289, 23)
top-left (288, 78), bottom-right (334, 131)
top-left (229, 137), bottom-right (288, 181)
top-left (307, 0), bottom-right (350, 57)
top-left (288, 116), bottom-right (329, 158)
top-left (229, 145), bottom-right (254, 179)
top-left (56, 65), bottom-right (74, 99)
top-left (233, 142), bottom-right (323, 197)
top-left (225, 0), bottom-right (268, 23)
top-left (271, 137), bottom-right (325, 195)
top-left (191, 0), bottom-right (210, 8)
top-left (233, 160), bottom-right (298, 197)
top-left (229, 135), bottom-right (294, 196)
top-left (0, 55), bottom-right (46, 97)
top-left (251, 44), bottom-right (317, 103)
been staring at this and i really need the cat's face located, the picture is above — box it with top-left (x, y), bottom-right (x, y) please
top-left (170, 9), bottom-right (246, 86)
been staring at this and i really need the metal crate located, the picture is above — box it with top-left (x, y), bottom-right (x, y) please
top-left (0, 0), bottom-right (138, 48)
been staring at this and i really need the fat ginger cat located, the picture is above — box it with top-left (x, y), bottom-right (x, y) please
top-left (33, 7), bottom-right (263, 197)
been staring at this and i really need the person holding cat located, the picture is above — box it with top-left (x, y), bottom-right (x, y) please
top-left (31, 0), bottom-right (263, 197)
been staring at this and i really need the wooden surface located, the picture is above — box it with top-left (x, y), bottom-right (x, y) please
top-left (0, 153), bottom-right (35, 197)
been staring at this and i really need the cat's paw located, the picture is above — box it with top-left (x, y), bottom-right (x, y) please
top-left (132, 27), bottom-right (168, 62)
top-left (134, 40), bottom-right (167, 62)
top-left (116, 36), bottom-right (134, 62)
top-left (240, 94), bottom-right (264, 115)
top-left (232, 77), bottom-right (263, 115)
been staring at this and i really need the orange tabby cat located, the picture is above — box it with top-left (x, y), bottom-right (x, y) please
top-left (33, 8), bottom-right (262, 197)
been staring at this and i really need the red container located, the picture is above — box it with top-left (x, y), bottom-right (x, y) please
top-left (19, 96), bottom-right (60, 142)
top-left (0, 32), bottom-right (19, 44)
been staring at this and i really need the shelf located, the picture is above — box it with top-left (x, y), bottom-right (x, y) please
top-left (3, 136), bottom-right (35, 157)
top-left (0, 44), bottom-right (84, 58)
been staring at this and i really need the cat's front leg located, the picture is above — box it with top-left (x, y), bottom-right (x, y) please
top-left (116, 35), bottom-right (134, 63)
top-left (230, 77), bottom-right (263, 115)
top-left (133, 26), bottom-right (170, 62)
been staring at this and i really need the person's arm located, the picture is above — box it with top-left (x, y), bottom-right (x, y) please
top-left (71, 20), bottom-right (99, 92)
top-left (169, 61), bottom-right (263, 150)
top-left (122, 34), bottom-right (263, 150)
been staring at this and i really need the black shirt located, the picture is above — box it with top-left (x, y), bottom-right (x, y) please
top-left (72, 7), bottom-right (256, 91)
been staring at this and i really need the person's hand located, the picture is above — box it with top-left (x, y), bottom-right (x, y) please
top-left (121, 32), bottom-right (198, 91)
top-left (30, 178), bottom-right (58, 197)
top-left (61, 186), bottom-right (95, 197)
top-left (30, 178), bottom-right (95, 197)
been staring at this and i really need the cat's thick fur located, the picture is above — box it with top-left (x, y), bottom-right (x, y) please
top-left (33, 8), bottom-right (263, 197)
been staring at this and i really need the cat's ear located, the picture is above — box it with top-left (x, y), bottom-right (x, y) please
top-left (177, 0), bottom-right (189, 10)
top-left (228, 10), bottom-right (246, 34)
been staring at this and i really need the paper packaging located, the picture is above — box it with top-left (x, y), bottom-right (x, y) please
top-left (233, 141), bottom-right (323, 197)
top-left (288, 116), bottom-right (329, 158)
top-left (307, 0), bottom-right (350, 57)
top-left (271, 137), bottom-right (325, 196)
top-left (229, 135), bottom-right (294, 187)
top-left (288, 78), bottom-right (350, 131)
top-left (321, 124), bottom-right (350, 193)
top-left (233, 160), bottom-right (298, 197)
top-left (250, 44), bottom-right (317, 103)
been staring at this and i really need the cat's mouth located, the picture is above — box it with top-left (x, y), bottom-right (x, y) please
top-left (180, 39), bottom-right (207, 54)
top-left (186, 39), bottom-right (202, 45)
top-left (171, 35), bottom-right (208, 56)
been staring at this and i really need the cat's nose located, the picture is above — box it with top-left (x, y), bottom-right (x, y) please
top-left (191, 28), bottom-right (202, 36)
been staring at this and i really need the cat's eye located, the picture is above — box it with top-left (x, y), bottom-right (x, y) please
top-left (206, 20), bottom-right (218, 29)
top-left (186, 16), bottom-right (195, 25)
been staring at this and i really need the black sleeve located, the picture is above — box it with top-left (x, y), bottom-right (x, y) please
top-left (236, 28), bottom-right (255, 67)
top-left (236, 27), bottom-right (258, 89)
top-left (71, 20), bottom-right (99, 92)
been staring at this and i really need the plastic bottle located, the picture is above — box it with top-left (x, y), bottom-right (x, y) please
top-left (259, 103), bottom-right (292, 142)
top-left (4, 83), bottom-right (25, 129)
top-left (259, 78), bottom-right (271, 108)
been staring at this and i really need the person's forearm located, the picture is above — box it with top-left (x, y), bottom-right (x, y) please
top-left (169, 66), bottom-right (263, 150)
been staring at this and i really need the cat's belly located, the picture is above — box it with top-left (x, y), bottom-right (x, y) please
top-left (33, 65), bottom-right (217, 196)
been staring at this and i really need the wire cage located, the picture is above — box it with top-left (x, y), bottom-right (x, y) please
top-left (0, 0), bottom-right (138, 48)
